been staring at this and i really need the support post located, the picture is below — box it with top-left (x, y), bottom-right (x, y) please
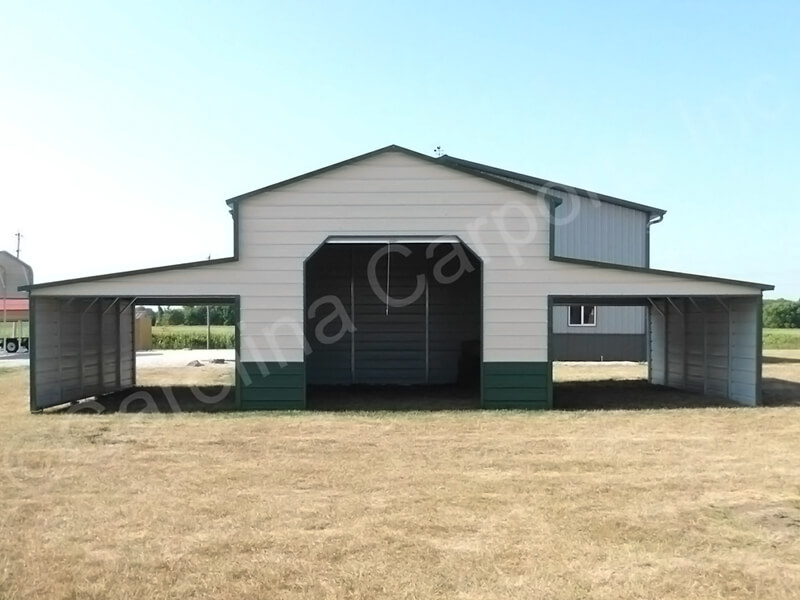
top-left (664, 300), bottom-right (669, 384)
top-left (703, 302), bottom-right (709, 395)
top-left (350, 246), bottom-right (355, 384)
top-left (58, 299), bottom-right (64, 404)
top-left (425, 278), bottom-right (430, 384)
top-left (115, 302), bottom-right (122, 388)
top-left (682, 298), bottom-right (688, 389)
top-left (98, 299), bottom-right (104, 389)
top-left (715, 297), bottom-right (732, 399)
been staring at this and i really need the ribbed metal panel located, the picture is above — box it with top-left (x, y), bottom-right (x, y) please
top-left (552, 305), bottom-right (646, 334)
top-left (554, 197), bottom-right (648, 267)
top-left (552, 334), bottom-right (646, 361)
top-left (649, 297), bottom-right (759, 405)
top-left (0, 250), bottom-right (33, 299)
top-left (31, 297), bottom-right (136, 409)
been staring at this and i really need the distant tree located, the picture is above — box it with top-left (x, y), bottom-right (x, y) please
top-left (208, 306), bottom-right (225, 325)
top-left (183, 306), bottom-right (206, 326)
top-left (221, 305), bottom-right (237, 326)
top-left (763, 299), bottom-right (800, 328)
top-left (167, 308), bottom-right (185, 326)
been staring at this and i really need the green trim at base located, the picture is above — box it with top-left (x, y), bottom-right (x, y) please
top-left (238, 362), bottom-right (306, 410)
top-left (482, 362), bottom-right (551, 409)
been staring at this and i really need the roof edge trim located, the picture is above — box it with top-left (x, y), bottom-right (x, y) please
top-left (440, 155), bottom-right (667, 216)
top-left (551, 255), bottom-right (774, 291)
top-left (21, 257), bottom-right (238, 292)
top-left (224, 144), bottom-right (554, 206)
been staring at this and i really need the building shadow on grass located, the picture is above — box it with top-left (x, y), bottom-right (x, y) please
top-left (553, 379), bottom-right (740, 411)
top-left (306, 385), bottom-right (481, 411)
top-left (555, 378), bottom-right (800, 410)
top-left (53, 386), bottom-right (236, 414)
top-left (48, 379), bottom-right (800, 414)
top-left (761, 378), bottom-right (800, 407)
top-left (52, 384), bottom-right (481, 414)
top-left (763, 354), bottom-right (800, 365)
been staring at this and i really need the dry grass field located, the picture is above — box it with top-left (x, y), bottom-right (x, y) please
top-left (1, 355), bottom-right (800, 599)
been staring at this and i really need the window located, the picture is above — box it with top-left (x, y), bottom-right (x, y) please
top-left (568, 305), bottom-right (596, 327)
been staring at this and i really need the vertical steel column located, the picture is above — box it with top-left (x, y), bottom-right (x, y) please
top-left (115, 302), bottom-right (122, 388)
top-left (663, 300), bottom-right (669, 384)
top-left (58, 299), bottom-right (64, 403)
top-left (716, 297), bottom-right (732, 400)
top-left (728, 303), bottom-right (733, 399)
top-left (78, 304), bottom-right (85, 391)
top-left (703, 302), bottom-right (709, 395)
top-left (131, 304), bottom-right (137, 386)
top-left (682, 298), bottom-right (688, 389)
top-left (425, 279), bottom-right (430, 384)
top-left (350, 246), bottom-right (356, 384)
top-left (98, 299), bottom-right (104, 389)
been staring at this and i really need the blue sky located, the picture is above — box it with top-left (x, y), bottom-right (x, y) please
top-left (1, 1), bottom-right (797, 297)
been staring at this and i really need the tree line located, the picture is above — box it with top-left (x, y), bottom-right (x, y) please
top-left (150, 306), bottom-right (237, 327)
top-left (146, 301), bottom-right (797, 329)
top-left (763, 299), bottom-right (800, 328)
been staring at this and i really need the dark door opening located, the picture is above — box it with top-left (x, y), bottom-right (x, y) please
top-left (304, 239), bottom-right (482, 410)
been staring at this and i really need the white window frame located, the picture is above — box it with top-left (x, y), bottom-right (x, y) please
top-left (568, 305), bottom-right (596, 327)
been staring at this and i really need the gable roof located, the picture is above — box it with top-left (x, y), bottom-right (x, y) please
top-left (225, 145), bottom-right (550, 206)
top-left (224, 144), bottom-right (666, 217)
top-left (0, 250), bottom-right (34, 273)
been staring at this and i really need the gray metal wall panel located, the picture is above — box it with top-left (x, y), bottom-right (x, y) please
top-left (665, 300), bottom-right (687, 388)
top-left (551, 334), bottom-right (646, 361)
top-left (729, 298), bottom-right (758, 404)
top-left (0, 251), bottom-right (34, 298)
top-left (305, 244), bottom-right (357, 385)
top-left (553, 196), bottom-right (648, 267)
top-left (119, 303), bottom-right (135, 388)
top-left (552, 305), bottom-right (646, 334)
top-left (649, 297), bottom-right (758, 406)
top-left (649, 300), bottom-right (666, 385)
top-left (32, 297), bottom-right (135, 409)
top-left (552, 196), bottom-right (648, 339)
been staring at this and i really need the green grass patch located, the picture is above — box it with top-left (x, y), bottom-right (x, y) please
top-left (152, 325), bottom-right (234, 350)
top-left (763, 328), bottom-right (800, 350)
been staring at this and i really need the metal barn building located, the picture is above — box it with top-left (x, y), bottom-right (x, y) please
top-left (1, 251), bottom-right (33, 352)
top-left (22, 146), bottom-right (773, 411)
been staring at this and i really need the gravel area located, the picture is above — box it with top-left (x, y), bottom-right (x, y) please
top-left (0, 352), bottom-right (29, 369)
top-left (0, 349), bottom-right (236, 370)
top-left (135, 349), bottom-right (235, 368)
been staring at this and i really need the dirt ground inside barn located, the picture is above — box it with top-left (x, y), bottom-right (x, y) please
top-left (1, 352), bottom-right (799, 599)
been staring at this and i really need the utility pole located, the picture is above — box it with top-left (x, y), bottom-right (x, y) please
top-left (207, 254), bottom-right (212, 350)
top-left (14, 231), bottom-right (23, 258)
